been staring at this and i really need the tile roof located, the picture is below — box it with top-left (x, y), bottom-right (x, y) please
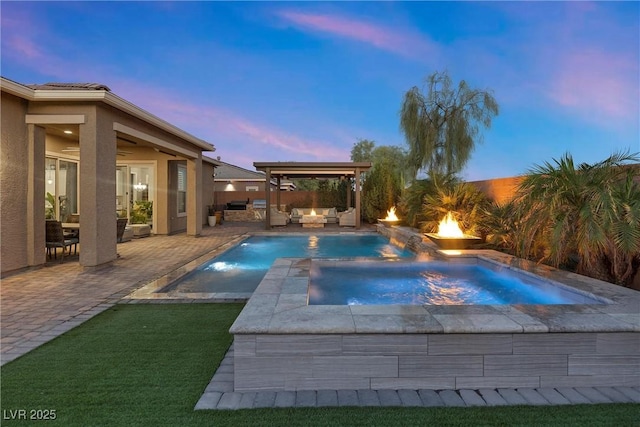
top-left (214, 161), bottom-right (265, 180)
top-left (26, 82), bottom-right (111, 91)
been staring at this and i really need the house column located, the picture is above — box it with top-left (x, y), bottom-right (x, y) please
top-left (187, 154), bottom-right (202, 236)
top-left (79, 113), bottom-right (117, 267)
top-left (26, 124), bottom-right (46, 267)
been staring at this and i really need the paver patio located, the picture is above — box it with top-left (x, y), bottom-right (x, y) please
top-left (1, 222), bottom-right (262, 365)
top-left (2, 221), bottom-right (638, 408)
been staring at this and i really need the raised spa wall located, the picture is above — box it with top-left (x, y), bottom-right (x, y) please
top-left (230, 226), bottom-right (640, 392)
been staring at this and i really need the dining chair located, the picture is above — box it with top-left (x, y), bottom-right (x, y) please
top-left (117, 218), bottom-right (128, 243)
top-left (46, 220), bottom-right (79, 262)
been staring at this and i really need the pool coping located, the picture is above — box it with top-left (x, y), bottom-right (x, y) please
top-left (230, 249), bottom-right (640, 335)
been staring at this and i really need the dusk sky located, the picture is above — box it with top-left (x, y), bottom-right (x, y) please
top-left (2, 1), bottom-right (638, 180)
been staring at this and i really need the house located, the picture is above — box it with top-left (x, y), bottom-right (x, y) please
top-left (213, 160), bottom-right (275, 194)
top-left (1, 77), bottom-right (219, 274)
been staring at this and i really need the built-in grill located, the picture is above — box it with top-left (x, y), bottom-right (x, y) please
top-left (226, 199), bottom-right (249, 210)
top-left (252, 199), bottom-right (267, 210)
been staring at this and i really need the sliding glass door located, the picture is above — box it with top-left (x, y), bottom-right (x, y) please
top-left (116, 164), bottom-right (155, 229)
top-left (45, 157), bottom-right (78, 221)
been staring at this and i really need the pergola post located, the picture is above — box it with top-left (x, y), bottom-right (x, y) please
top-left (276, 176), bottom-right (281, 210)
top-left (264, 167), bottom-right (271, 230)
top-left (355, 168), bottom-right (361, 229)
top-left (346, 177), bottom-right (352, 208)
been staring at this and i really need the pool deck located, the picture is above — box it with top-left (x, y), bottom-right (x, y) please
top-left (2, 222), bottom-right (639, 408)
top-left (1, 222), bottom-right (377, 365)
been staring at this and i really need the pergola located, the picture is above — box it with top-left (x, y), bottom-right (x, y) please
top-left (253, 162), bottom-right (372, 229)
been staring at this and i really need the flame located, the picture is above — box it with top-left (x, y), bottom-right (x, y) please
top-left (437, 212), bottom-right (464, 238)
top-left (383, 206), bottom-right (399, 221)
top-left (310, 208), bottom-right (317, 216)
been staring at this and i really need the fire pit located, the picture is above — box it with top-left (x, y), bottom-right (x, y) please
top-left (425, 212), bottom-right (481, 249)
top-left (377, 206), bottom-right (400, 227)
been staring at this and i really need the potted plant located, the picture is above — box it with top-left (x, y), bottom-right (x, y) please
top-left (131, 201), bottom-right (152, 224)
top-left (207, 205), bottom-right (217, 227)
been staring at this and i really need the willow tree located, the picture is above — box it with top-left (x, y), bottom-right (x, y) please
top-left (400, 71), bottom-right (499, 177)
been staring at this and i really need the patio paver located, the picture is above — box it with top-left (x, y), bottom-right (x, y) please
top-left (2, 221), bottom-right (636, 410)
top-left (1, 223), bottom-right (261, 366)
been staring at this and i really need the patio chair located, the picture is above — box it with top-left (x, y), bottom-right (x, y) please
top-left (46, 220), bottom-right (79, 262)
top-left (117, 218), bottom-right (128, 243)
top-left (338, 207), bottom-right (356, 227)
top-left (270, 207), bottom-right (290, 226)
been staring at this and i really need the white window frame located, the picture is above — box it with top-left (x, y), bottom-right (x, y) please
top-left (246, 185), bottom-right (259, 192)
top-left (177, 164), bottom-right (187, 217)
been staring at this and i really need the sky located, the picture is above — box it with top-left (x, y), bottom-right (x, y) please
top-left (2, 1), bottom-right (639, 181)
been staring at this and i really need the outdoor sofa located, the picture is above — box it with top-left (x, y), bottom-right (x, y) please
top-left (290, 207), bottom-right (337, 224)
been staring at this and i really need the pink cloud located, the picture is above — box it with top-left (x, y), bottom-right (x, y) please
top-left (276, 10), bottom-right (437, 61)
top-left (1, 12), bottom-right (49, 62)
top-left (112, 80), bottom-right (351, 164)
top-left (4, 36), bottom-right (44, 60)
top-left (547, 49), bottom-right (639, 122)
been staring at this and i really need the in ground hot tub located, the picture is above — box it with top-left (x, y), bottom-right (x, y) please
top-left (230, 249), bottom-right (639, 392)
top-left (308, 259), bottom-right (605, 306)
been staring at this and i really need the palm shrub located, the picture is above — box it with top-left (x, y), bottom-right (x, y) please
top-left (398, 179), bottom-right (432, 228)
top-left (420, 180), bottom-right (488, 236)
top-left (399, 173), bottom-right (459, 228)
top-left (479, 200), bottom-right (521, 253)
top-left (514, 151), bottom-right (640, 287)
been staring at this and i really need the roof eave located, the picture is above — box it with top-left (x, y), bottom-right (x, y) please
top-left (1, 77), bottom-right (214, 152)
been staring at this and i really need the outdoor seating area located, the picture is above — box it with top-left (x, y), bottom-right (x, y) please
top-left (290, 207), bottom-right (337, 223)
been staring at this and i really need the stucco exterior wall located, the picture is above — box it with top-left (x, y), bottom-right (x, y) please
top-left (202, 162), bottom-right (216, 222)
top-left (1, 84), bottom-right (212, 273)
top-left (1, 93), bottom-right (30, 273)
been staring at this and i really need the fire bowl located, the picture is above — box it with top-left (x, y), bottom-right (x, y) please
top-left (377, 219), bottom-right (400, 228)
top-left (424, 233), bottom-right (482, 250)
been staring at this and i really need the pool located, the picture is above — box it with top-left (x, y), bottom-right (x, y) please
top-left (308, 260), bottom-right (604, 305)
top-left (161, 234), bottom-right (413, 294)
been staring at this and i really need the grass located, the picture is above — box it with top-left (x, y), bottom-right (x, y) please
top-left (1, 304), bottom-right (638, 426)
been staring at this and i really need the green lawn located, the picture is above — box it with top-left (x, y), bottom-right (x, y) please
top-left (1, 304), bottom-right (637, 426)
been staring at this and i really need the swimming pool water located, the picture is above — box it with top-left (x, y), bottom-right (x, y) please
top-left (164, 234), bottom-right (413, 293)
top-left (308, 261), bottom-right (604, 305)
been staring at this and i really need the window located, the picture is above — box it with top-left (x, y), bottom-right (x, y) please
top-left (246, 185), bottom-right (259, 192)
top-left (45, 157), bottom-right (78, 221)
top-left (177, 164), bottom-right (187, 216)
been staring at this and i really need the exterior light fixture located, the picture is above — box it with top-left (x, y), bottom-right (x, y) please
top-left (64, 130), bottom-right (73, 134)
top-left (133, 182), bottom-right (147, 191)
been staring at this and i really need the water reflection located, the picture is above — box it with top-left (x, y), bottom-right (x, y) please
top-left (204, 261), bottom-right (236, 272)
top-left (308, 235), bottom-right (319, 249)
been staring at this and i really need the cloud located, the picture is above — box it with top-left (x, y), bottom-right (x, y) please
top-left (1, 10), bottom-right (48, 61)
top-left (111, 80), bottom-right (351, 166)
top-left (547, 49), bottom-right (638, 123)
top-left (276, 10), bottom-right (438, 61)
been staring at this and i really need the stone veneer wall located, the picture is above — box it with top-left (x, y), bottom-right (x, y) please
top-left (223, 206), bottom-right (263, 222)
top-left (233, 332), bottom-right (639, 391)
